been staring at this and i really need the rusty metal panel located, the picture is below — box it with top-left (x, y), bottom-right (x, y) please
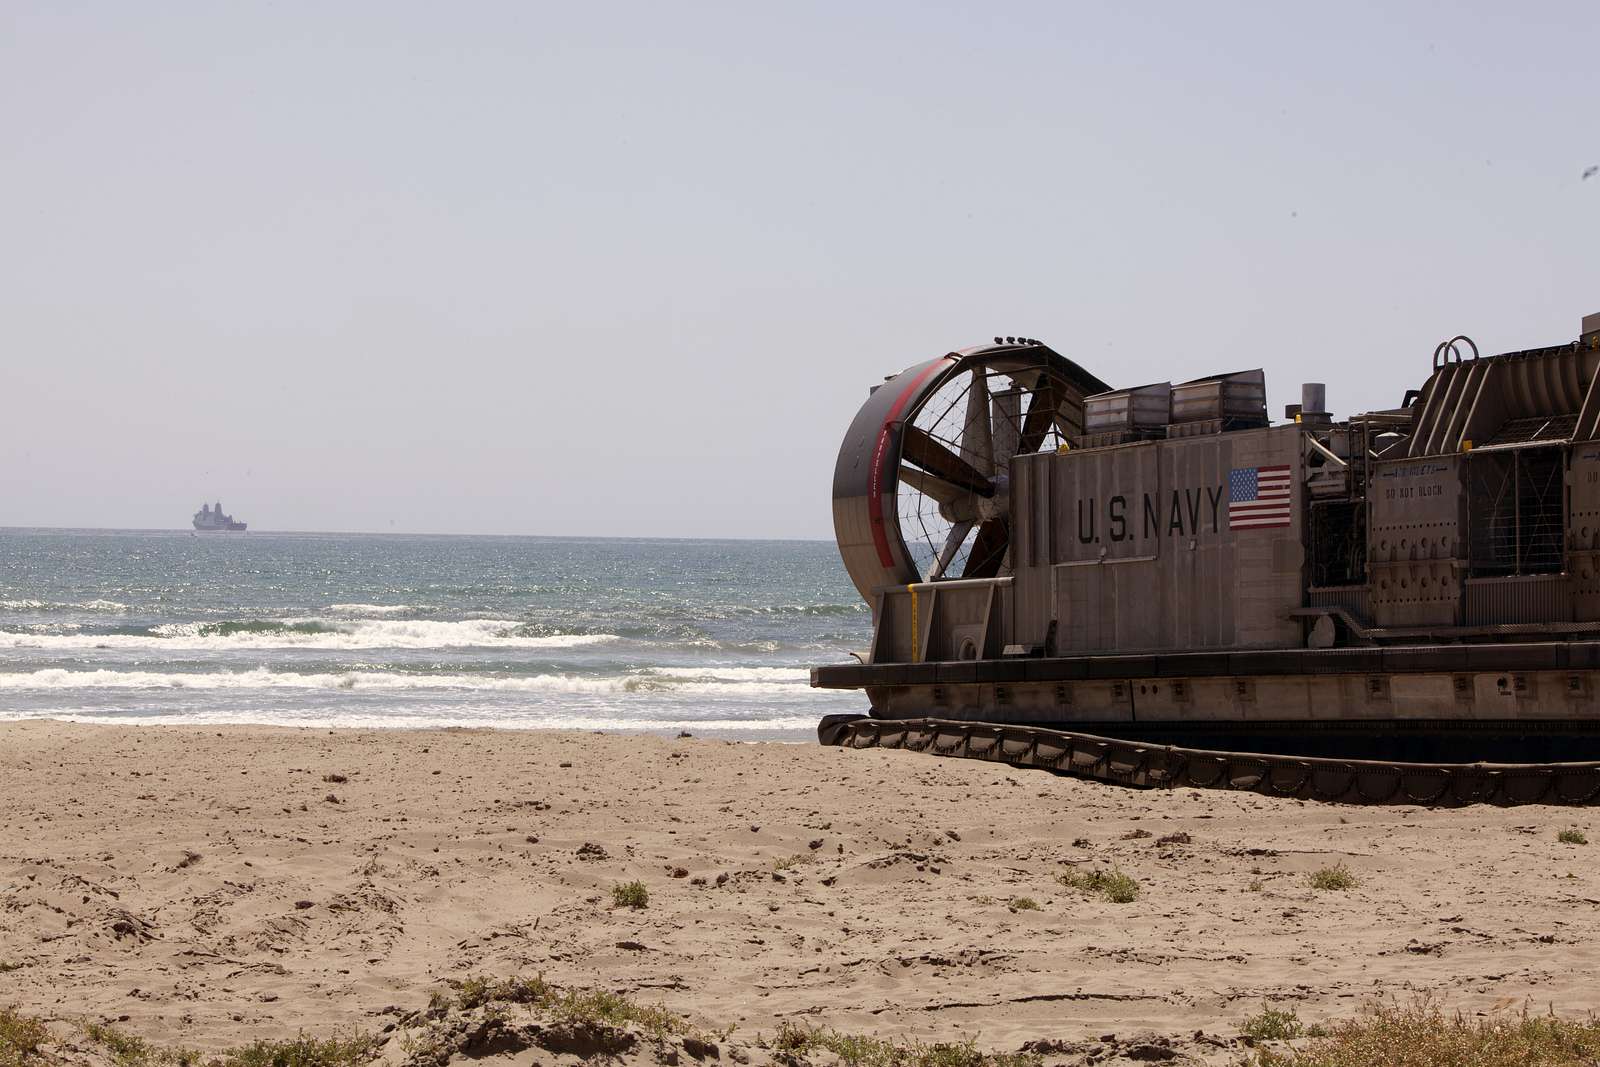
top-left (1368, 456), bottom-right (1466, 627)
top-left (872, 588), bottom-right (914, 663)
top-left (1368, 561), bottom-right (1464, 627)
top-left (1225, 427), bottom-right (1303, 647)
top-left (1040, 424), bottom-right (1303, 653)
top-left (1008, 566), bottom-right (1051, 649)
top-left (1049, 443), bottom-right (1161, 563)
top-left (1162, 431), bottom-right (1233, 650)
top-left (1570, 447), bottom-right (1600, 620)
top-left (922, 583), bottom-right (997, 661)
top-left (1056, 564), bottom-right (1106, 652)
top-left (1571, 446), bottom-right (1600, 539)
top-left (1011, 454), bottom-right (1035, 567)
top-left (1004, 455), bottom-right (1053, 648)
top-left (1575, 551), bottom-right (1600, 623)
top-left (1108, 559), bottom-right (1165, 651)
top-left (873, 581), bottom-right (1015, 663)
top-left (1031, 454), bottom-right (1051, 567)
top-left (1047, 439), bottom-right (1167, 652)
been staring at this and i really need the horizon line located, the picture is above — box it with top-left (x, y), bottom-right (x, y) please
top-left (0, 524), bottom-right (837, 544)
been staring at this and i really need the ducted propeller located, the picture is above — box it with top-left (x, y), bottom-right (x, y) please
top-left (830, 341), bottom-right (1110, 600)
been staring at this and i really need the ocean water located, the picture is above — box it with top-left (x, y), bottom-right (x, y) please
top-left (0, 530), bottom-right (872, 739)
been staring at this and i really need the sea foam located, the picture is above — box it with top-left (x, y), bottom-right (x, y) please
top-left (0, 666), bottom-right (812, 697)
top-left (0, 618), bottom-right (618, 652)
top-left (0, 707), bottom-right (823, 732)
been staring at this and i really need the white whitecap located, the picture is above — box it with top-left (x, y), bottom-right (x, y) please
top-left (0, 598), bottom-right (129, 613)
top-left (0, 618), bottom-right (617, 652)
top-left (0, 708), bottom-right (822, 733)
top-left (327, 603), bottom-right (427, 616)
top-left (0, 667), bottom-right (812, 697)
top-left (634, 666), bottom-right (811, 683)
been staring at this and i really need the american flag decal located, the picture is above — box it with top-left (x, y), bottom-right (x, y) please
top-left (1229, 464), bottom-right (1292, 530)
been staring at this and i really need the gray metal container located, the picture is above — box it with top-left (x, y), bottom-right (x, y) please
top-left (1171, 369), bottom-right (1268, 425)
top-left (1084, 382), bottom-right (1172, 434)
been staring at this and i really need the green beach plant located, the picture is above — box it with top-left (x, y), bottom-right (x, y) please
top-left (1242, 1006), bottom-right (1305, 1041)
top-left (1, 1009), bottom-right (50, 1067)
top-left (1057, 867), bottom-right (1140, 903)
top-left (611, 880), bottom-right (649, 908)
top-left (773, 1021), bottom-right (1041, 1067)
top-left (1307, 864), bottom-right (1358, 891)
top-left (1242, 999), bottom-right (1600, 1066)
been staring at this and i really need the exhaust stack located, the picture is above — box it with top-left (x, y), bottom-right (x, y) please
top-left (1300, 382), bottom-right (1329, 427)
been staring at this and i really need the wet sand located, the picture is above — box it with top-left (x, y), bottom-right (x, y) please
top-left (2, 720), bottom-right (1597, 1064)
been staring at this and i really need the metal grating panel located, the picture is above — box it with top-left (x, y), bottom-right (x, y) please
top-left (1479, 414), bottom-right (1579, 449)
top-left (1463, 575), bottom-right (1573, 626)
top-left (1467, 448), bottom-right (1565, 576)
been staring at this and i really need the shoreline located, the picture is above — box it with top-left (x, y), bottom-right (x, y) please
top-left (0, 714), bottom-right (818, 740)
top-left (4, 720), bottom-right (1597, 1064)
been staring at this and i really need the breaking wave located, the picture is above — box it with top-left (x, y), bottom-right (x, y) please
top-left (0, 599), bottom-right (130, 613)
top-left (0, 666), bottom-right (812, 697)
top-left (0, 531), bottom-right (869, 737)
top-left (0, 708), bottom-right (823, 732)
top-left (327, 603), bottom-right (431, 616)
top-left (0, 618), bottom-right (618, 651)
top-left (726, 603), bottom-right (868, 617)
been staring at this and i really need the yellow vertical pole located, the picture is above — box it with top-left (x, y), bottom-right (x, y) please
top-left (908, 584), bottom-right (919, 663)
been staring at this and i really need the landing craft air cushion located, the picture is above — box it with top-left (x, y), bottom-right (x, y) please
top-left (812, 313), bottom-right (1600, 802)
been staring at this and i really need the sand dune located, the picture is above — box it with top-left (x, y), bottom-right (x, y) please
top-left (2, 721), bottom-right (1597, 1064)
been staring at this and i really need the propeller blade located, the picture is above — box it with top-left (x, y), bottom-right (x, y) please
top-left (902, 426), bottom-right (993, 498)
top-left (897, 465), bottom-right (967, 507)
top-left (963, 517), bottom-right (1010, 579)
top-left (960, 370), bottom-right (994, 476)
top-left (929, 520), bottom-right (975, 580)
top-left (1017, 377), bottom-right (1059, 455)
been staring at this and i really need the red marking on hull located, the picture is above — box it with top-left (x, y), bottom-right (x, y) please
top-left (869, 358), bottom-right (954, 568)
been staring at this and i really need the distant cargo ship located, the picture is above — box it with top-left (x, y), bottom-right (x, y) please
top-left (193, 501), bottom-right (247, 531)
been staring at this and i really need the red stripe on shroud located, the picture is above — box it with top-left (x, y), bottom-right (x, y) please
top-left (868, 357), bottom-right (955, 568)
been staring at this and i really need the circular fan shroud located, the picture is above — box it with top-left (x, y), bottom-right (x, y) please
top-left (832, 341), bottom-right (1110, 603)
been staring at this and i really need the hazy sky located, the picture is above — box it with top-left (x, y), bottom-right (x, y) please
top-left (3, 2), bottom-right (1595, 538)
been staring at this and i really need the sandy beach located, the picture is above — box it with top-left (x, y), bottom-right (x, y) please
top-left (2, 720), bottom-right (1597, 1064)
